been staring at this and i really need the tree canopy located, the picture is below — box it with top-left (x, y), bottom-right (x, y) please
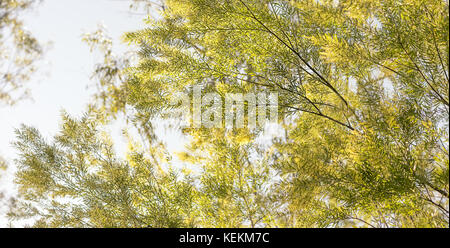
top-left (0, 0), bottom-right (43, 106)
top-left (1, 0), bottom-right (43, 220)
top-left (7, 0), bottom-right (449, 227)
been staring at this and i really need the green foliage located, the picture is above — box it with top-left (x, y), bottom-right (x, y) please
top-left (179, 128), bottom-right (279, 227)
top-left (10, 111), bottom-right (197, 227)
top-left (9, 0), bottom-right (449, 227)
top-left (0, 0), bottom-right (43, 105)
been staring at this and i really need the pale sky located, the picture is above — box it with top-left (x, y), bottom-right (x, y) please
top-left (0, 0), bottom-right (151, 226)
top-left (0, 0), bottom-right (148, 157)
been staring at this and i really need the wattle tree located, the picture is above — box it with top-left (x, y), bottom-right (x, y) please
top-left (8, 0), bottom-right (449, 227)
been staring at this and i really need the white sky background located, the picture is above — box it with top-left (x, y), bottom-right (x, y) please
top-left (0, 0), bottom-right (169, 226)
top-left (0, 0), bottom-right (146, 158)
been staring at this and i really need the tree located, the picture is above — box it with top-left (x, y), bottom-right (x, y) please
top-left (0, 0), bottom-right (43, 105)
top-left (121, 0), bottom-right (448, 227)
top-left (178, 127), bottom-right (280, 227)
top-left (9, 111), bottom-right (198, 227)
top-left (10, 0), bottom-right (449, 227)
top-left (1, 0), bottom-right (43, 226)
